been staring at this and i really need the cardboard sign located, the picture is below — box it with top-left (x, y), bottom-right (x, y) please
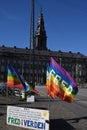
top-left (7, 106), bottom-right (49, 130)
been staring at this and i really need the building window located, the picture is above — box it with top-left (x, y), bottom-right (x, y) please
top-left (39, 70), bottom-right (41, 73)
top-left (7, 60), bottom-right (10, 64)
top-left (35, 69), bottom-right (37, 73)
top-left (26, 61), bottom-right (29, 65)
top-left (1, 66), bottom-right (5, 72)
top-left (39, 61), bottom-right (41, 65)
top-left (35, 61), bottom-right (37, 64)
top-left (26, 68), bottom-right (29, 73)
top-left (43, 62), bottom-right (45, 65)
top-left (83, 70), bottom-right (86, 76)
top-left (79, 70), bottom-right (82, 76)
top-left (0, 75), bottom-right (4, 80)
top-left (30, 69), bottom-right (33, 74)
top-left (18, 60), bottom-right (21, 64)
top-left (22, 61), bottom-right (25, 65)
top-left (18, 68), bottom-right (21, 73)
top-left (13, 60), bottom-right (16, 64)
top-left (1, 59), bottom-right (5, 63)
top-left (30, 61), bottom-right (33, 65)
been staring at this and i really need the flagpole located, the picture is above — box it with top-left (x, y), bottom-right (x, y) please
top-left (30, 0), bottom-right (35, 89)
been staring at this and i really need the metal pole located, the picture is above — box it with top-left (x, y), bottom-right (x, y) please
top-left (30, 0), bottom-right (34, 50)
top-left (30, 0), bottom-right (35, 88)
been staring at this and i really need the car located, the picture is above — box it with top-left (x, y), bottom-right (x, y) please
top-left (0, 84), bottom-right (15, 96)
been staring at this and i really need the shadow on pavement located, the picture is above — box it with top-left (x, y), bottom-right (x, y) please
top-left (50, 119), bottom-right (75, 130)
top-left (0, 112), bottom-right (4, 117)
top-left (66, 116), bottom-right (87, 123)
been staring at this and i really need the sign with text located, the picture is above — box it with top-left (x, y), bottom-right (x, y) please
top-left (27, 95), bottom-right (35, 102)
top-left (7, 106), bottom-right (49, 130)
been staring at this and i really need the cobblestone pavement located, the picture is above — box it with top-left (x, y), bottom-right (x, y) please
top-left (0, 88), bottom-right (87, 130)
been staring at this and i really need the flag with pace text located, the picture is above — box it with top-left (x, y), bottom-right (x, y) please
top-left (46, 57), bottom-right (78, 103)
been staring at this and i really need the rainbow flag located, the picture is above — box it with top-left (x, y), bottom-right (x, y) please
top-left (24, 80), bottom-right (33, 91)
top-left (46, 57), bottom-right (78, 103)
top-left (7, 65), bottom-right (27, 91)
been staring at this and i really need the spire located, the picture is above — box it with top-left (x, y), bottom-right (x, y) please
top-left (34, 9), bottom-right (47, 50)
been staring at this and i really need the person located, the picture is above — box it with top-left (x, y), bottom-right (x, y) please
top-left (21, 90), bottom-right (26, 100)
top-left (30, 80), bottom-right (35, 89)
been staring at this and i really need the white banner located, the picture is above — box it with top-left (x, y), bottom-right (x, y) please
top-left (7, 106), bottom-right (49, 130)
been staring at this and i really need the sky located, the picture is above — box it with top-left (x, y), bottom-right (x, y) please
top-left (0, 0), bottom-right (87, 56)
